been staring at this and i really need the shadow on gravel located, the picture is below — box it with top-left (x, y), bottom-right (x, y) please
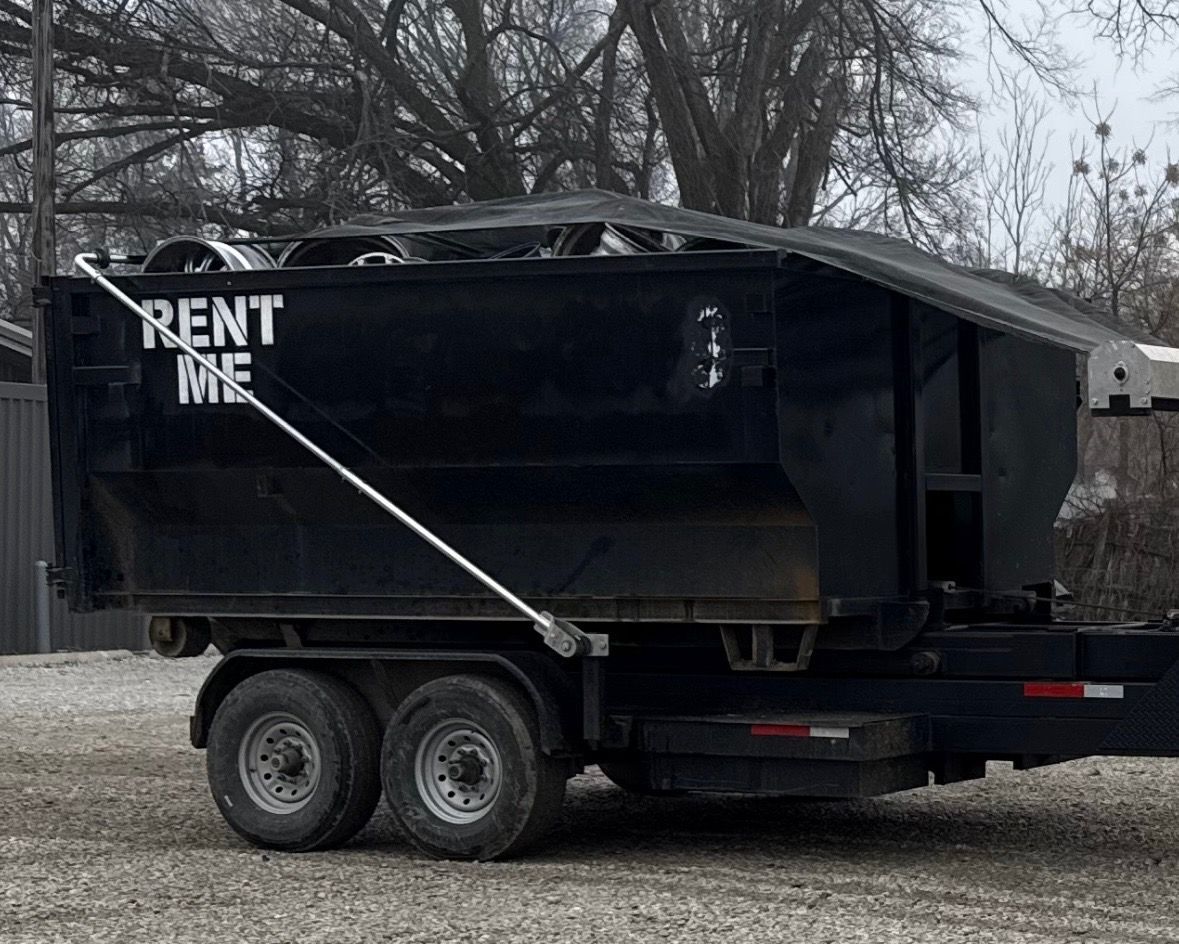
top-left (348, 768), bottom-right (1179, 869)
top-left (8, 734), bottom-right (1176, 870)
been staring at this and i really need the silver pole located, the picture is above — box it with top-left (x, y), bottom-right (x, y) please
top-left (34, 559), bottom-right (51, 654)
top-left (70, 253), bottom-right (583, 648)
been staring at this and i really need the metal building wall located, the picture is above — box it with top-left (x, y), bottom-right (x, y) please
top-left (1, 381), bottom-right (147, 654)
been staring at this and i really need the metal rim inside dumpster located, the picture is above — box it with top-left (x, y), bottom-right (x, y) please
top-left (348, 251), bottom-right (409, 266)
top-left (278, 235), bottom-right (419, 268)
top-left (414, 719), bottom-right (503, 824)
top-left (237, 712), bottom-right (322, 814)
top-left (553, 221), bottom-right (679, 256)
top-left (142, 236), bottom-right (275, 273)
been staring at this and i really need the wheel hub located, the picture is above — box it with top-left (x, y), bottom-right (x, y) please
top-left (238, 713), bottom-right (321, 814)
top-left (270, 745), bottom-right (306, 776)
top-left (446, 750), bottom-right (484, 785)
top-left (415, 721), bottom-right (503, 824)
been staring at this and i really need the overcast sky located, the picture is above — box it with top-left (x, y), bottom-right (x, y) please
top-left (965, 2), bottom-right (1178, 204)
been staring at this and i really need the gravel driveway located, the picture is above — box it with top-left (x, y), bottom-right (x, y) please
top-left (3, 654), bottom-right (1179, 944)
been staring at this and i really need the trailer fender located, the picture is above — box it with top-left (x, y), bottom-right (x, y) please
top-left (190, 648), bottom-right (574, 756)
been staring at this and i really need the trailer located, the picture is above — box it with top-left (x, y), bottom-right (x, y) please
top-left (43, 191), bottom-right (1179, 860)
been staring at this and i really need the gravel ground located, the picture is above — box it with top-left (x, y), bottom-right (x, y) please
top-left (4, 656), bottom-right (1179, 944)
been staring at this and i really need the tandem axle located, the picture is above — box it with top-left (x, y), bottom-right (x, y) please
top-left (153, 612), bottom-right (1179, 857)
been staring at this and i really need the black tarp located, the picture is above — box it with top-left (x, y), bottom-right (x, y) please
top-left (303, 189), bottom-right (1150, 354)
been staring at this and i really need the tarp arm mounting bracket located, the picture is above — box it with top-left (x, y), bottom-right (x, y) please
top-left (71, 251), bottom-right (607, 659)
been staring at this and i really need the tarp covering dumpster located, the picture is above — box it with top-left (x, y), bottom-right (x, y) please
top-left (303, 189), bottom-right (1145, 354)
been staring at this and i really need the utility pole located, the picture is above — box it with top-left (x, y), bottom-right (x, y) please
top-left (30, 0), bottom-right (55, 385)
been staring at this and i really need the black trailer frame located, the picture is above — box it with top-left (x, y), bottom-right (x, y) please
top-left (182, 613), bottom-right (1179, 802)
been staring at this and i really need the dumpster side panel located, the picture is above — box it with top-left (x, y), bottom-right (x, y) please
top-left (49, 253), bottom-right (821, 619)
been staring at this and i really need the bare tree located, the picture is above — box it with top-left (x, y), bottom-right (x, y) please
top-left (974, 73), bottom-right (1052, 275)
top-left (0, 0), bottom-right (993, 243)
top-left (621, 0), bottom-right (981, 233)
top-left (1050, 109), bottom-right (1179, 326)
top-left (0, 0), bottom-right (1170, 319)
top-left (0, 0), bottom-right (631, 223)
top-left (1074, 0), bottom-right (1179, 58)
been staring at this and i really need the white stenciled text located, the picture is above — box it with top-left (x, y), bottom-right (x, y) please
top-left (138, 294), bottom-right (283, 406)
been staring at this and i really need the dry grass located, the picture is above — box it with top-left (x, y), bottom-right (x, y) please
top-left (1056, 496), bottom-right (1179, 621)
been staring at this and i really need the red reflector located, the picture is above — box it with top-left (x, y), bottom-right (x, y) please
top-left (1024, 682), bottom-right (1085, 699)
top-left (750, 723), bottom-right (811, 738)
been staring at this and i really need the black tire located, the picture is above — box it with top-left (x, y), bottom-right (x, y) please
top-left (149, 616), bottom-right (211, 658)
top-left (207, 669), bottom-right (381, 852)
top-left (598, 757), bottom-right (683, 796)
top-left (382, 674), bottom-right (566, 861)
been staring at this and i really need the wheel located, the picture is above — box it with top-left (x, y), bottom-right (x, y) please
top-left (598, 756), bottom-right (683, 796)
top-left (381, 674), bottom-right (567, 860)
top-left (149, 616), bottom-right (211, 658)
top-left (206, 669), bottom-right (381, 852)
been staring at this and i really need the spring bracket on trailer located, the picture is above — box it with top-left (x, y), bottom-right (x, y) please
top-left (73, 250), bottom-right (608, 659)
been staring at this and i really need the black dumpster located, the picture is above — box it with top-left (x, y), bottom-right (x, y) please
top-left (45, 192), bottom-right (1132, 644)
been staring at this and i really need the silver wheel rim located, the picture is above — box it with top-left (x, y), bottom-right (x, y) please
top-left (348, 251), bottom-right (405, 266)
top-left (414, 719), bottom-right (502, 824)
top-left (143, 236), bottom-right (274, 273)
top-left (238, 712), bottom-right (321, 814)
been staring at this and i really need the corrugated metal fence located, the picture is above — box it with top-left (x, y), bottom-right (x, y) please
top-left (1, 381), bottom-right (147, 654)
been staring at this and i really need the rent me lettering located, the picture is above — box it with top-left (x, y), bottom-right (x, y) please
top-left (138, 294), bottom-right (283, 405)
